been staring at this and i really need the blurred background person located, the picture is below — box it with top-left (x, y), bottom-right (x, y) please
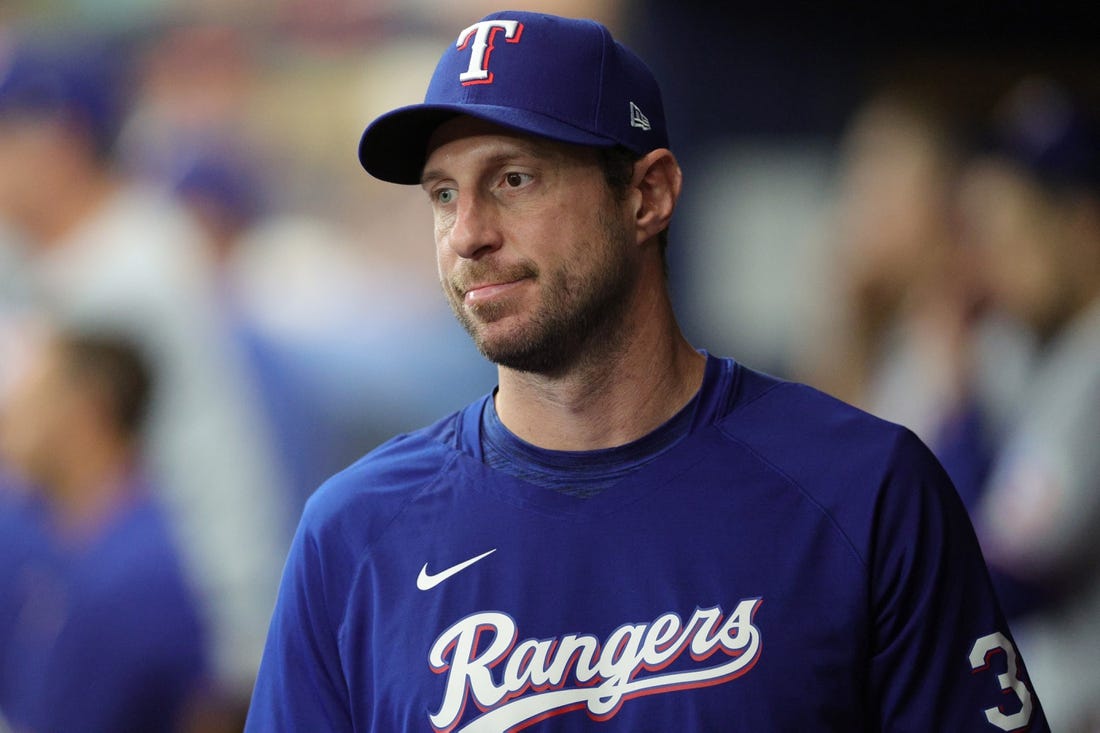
top-left (0, 33), bottom-right (290, 724)
top-left (171, 142), bottom-right (346, 515)
top-left (0, 326), bottom-right (206, 733)
top-left (959, 77), bottom-right (1100, 733)
top-left (801, 89), bottom-right (986, 492)
top-left (798, 86), bottom-right (1039, 515)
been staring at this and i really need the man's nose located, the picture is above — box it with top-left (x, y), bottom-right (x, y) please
top-left (446, 192), bottom-right (502, 260)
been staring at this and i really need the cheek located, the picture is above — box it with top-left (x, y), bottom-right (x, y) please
top-left (433, 207), bottom-right (454, 237)
top-left (435, 238), bottom-right (453, 279)
top-left (0, 392), bottom-right (48, 469)
top-left (433, 218), bottom-right (460, 273)
top-left (529, 200), bottom-right (595, 259)
top-left (987, 234), bottom-right (1057, 318)
top-left (431, 199), bottom-right (460, 240)
top-left (1, 359), bottom-right (66, 448)
top-left (0, 144), bottom-right (21, 211)
top-left (0, 129), bottom-right (45, 198)
top-left (435, 244), bottom-right (466, 305)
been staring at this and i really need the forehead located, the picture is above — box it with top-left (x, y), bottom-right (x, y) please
top-left (422, 116), bottom-right (598, 181)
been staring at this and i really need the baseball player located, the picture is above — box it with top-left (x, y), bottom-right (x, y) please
top-left (246, 11), bottom-right (1048, 731)
top-left (0, 329), bottom-right (207, 732)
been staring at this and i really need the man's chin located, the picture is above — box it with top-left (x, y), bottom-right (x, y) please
top-left (469, 327), bottom-right (547, 372)
top-left (477, 335), bottom-right (583, 375)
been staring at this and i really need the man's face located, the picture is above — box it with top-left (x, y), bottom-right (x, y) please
top-left (957, 161), bottom-right (1073, 336)
top-left (0, 113), bottom-right (59, 225)
top-left (422, 117), bottom-right (640, 374)
top-left (0, 338), bottom-right (73, 488)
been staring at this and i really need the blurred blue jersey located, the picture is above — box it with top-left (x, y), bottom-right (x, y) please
top-left (0, 481), bottom-right (55, 725)
top-left (247, 355), bottom-right (1047, 732)
top-left (1, 485), bottom-right (207, 733)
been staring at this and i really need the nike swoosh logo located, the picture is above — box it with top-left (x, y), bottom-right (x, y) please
top-left (417, 548), bottom-right (497, 591)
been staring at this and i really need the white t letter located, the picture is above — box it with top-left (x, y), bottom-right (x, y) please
top-left (456, 20), bottom-right (523, 84)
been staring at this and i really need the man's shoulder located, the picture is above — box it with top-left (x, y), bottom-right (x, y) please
top-left (709, 364), bottom-right (959, 570)
top-left (723, 364), bottom-right (914, 450)
top-left (718, 364), bottom-right (942, 508)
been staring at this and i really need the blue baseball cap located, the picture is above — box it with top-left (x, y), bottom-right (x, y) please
top-left (0, 37), bottom-right (126, 156)
top-left (167, 142), bottom-right (266, 227)
top-left (358, 11), bottom-right (669, 184)
top-left (986, 78), bottom-right (1100, 193)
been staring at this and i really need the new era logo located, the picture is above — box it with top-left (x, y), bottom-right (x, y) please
top-left (629, 101), bottom-right (651, 131)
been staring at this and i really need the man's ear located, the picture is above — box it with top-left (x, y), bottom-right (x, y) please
top-left (631, 149), bottom-right (682, 244)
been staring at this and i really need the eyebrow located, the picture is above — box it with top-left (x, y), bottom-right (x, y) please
top-left (419, 139), bottom-right (563, 188)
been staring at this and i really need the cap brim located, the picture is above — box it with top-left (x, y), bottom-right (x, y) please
top-left (358, 103), bottom-right (621, 185)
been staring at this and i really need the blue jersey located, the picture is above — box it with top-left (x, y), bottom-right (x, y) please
top-left (0, 482), bottom-right (55, 724)
top-left (247, 355), bottom-right (1047, 732)
top-left (2, 487), bottom-right (207, 733)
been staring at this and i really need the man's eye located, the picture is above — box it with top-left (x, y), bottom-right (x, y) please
top-left (435, 189), bottom-right (456, 204)
top-left (503, 172), bottom-right (532, 188)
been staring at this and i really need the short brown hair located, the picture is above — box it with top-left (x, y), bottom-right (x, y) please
top-left (60, 331), bottom-right (153, 438)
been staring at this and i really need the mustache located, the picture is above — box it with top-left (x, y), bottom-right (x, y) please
top-left (448, 261), bottom-right (539, 295)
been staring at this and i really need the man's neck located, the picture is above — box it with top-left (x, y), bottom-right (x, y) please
top-left (494, 295), bottom-right (706, 452)
top-left (48, 445), bottom-right (137, 542)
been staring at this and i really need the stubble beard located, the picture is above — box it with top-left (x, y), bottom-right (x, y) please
top-left (444, 211), bottom-right (639, 376)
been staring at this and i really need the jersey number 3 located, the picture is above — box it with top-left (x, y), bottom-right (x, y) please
top-left (969, 632), bottom-right (1034, 731)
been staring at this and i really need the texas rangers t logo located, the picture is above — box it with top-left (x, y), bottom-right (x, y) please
top-left (456, 20), bottom-right (524, 85)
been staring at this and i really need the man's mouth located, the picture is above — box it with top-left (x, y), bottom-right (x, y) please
top-left (462, 277), bottom-right (531, 305)
top-left (453, 263), bottom-right (538, 307)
